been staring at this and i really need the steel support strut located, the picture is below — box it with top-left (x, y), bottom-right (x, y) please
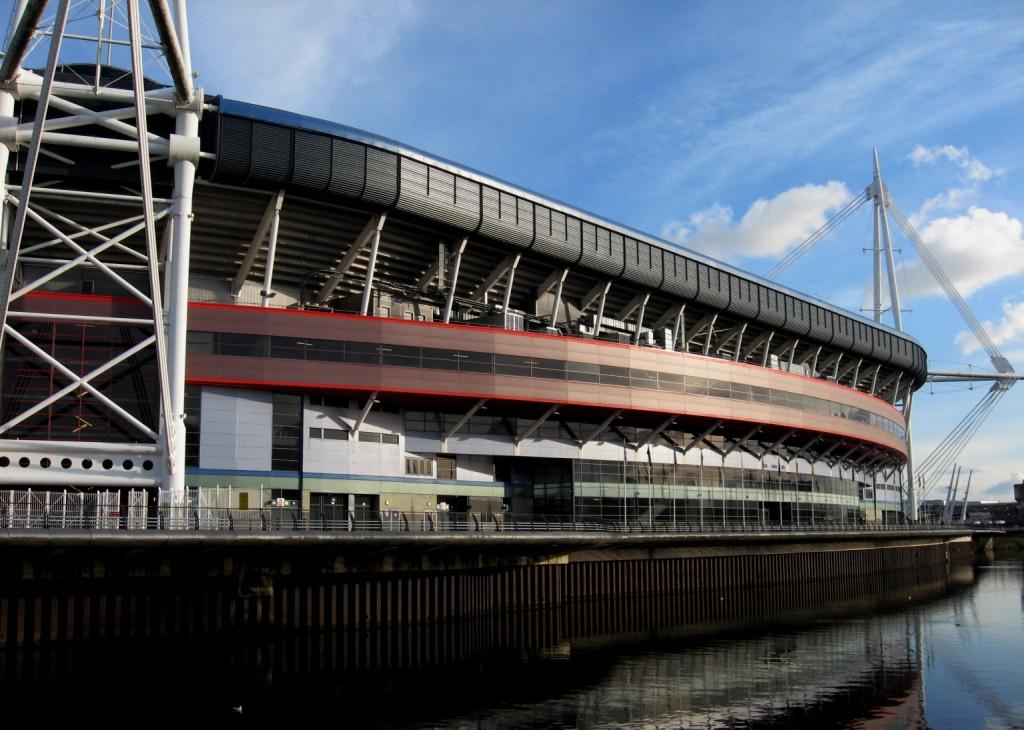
top-left (160, 0), bottom-right (201, 504)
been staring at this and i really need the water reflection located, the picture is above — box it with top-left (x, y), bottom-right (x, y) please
top-left (2, 560), bottom-right (1022, 728)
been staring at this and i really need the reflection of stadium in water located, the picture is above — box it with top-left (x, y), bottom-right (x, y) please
top-left (0, 561), bottom-right (973, 725)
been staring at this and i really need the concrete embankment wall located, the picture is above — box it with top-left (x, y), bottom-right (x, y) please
top-left (0, 532), bottom-right (973, 647)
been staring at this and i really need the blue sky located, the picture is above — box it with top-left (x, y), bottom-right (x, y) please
top-left (8, 0), bottom-right (1023, 499)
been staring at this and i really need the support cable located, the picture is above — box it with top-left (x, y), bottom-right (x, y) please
top-left (765, 190), bottom-right (870, 279)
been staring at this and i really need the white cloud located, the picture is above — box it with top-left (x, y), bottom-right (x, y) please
top-left (189, 2), bottom-right (419, 115)
top-left (907, 144), bottom-right (999, 183)
top-left (906, 144), bottom-right (1004, 224)
top-left (956, 298), bottom-right (1024, 355)
top-left (895, 207), bottom-right (1024, 301)
top-left (661, 182), bottom-right (850, 262)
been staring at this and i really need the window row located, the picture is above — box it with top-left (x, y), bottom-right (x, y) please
top-left (186, 331), bottom-right (905, 439)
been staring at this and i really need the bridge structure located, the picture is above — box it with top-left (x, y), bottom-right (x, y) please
top-left (0, 0), bottom-right (1012, 536)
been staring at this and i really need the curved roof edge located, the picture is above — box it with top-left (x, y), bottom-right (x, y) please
top-left (215, 97), bottom-right (923, 350)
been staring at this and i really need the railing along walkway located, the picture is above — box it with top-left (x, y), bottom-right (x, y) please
top-left (0, 506), bottom-right (972, 535)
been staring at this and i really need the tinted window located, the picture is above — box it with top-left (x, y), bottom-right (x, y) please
top-left (422, 348), bottom-right (459, 370)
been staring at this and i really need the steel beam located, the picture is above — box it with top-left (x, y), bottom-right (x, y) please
top-left (501, 253), bottom-right (521, 312)
top-left (723, 425), bottom-right (761, 457)
top-left (580, 280), bottom-right (610, 313)
top-left (231, 190), bottom-right (284, 296)
top-left (469, 256), bottom-right (512, 302)
top-left (0, 0), bottom-right (47, 83)
top-left (515, 404), bottom-right (560, 445)
top-left (315, 214), bottom-right (385, 304)
top-left (616, 292), bottom-right (647, 322)
top-left (702, 313), bottom-right (719, 355)
top-left (579, 409), bottom-right (622, 446)
top-left (636, 415), bottom-right (676, 450)
top-left (632, 292), bottom-right (650, 345)
top-left (360, 220), bottom-right (389, 317)
top-left (351, 391), bottom-right (379, 435)
top-left (442, 237), bottom-right (469, 323)
top-left (0, 0), bottom-right (70, 351)
top-left (442, 399), bottom-right (488, 446)
top-left (591, 280), bottom-right (612, 338)
top-left (146, 0), bottom-right (194, 104)
top-left (548, 267), bottom-right (569, 329)
top-left (682, 420), bottom-right (723, 454)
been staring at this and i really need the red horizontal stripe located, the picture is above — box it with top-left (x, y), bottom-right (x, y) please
top-left (188, 302), bottom-right (905, 416)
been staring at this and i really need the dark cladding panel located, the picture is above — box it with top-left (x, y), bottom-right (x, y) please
top-left (363, 147), bottom-right (399, 207)
top-left (328, 138), bottom-right (366, 198)
top-left (248, 122), bottom-right (292, 186)
top-left (292, 130), bottom-right (331, 192)
top-left (696, 263), bottom-right (730, 309)
top-left (873, 329), bottom-right (893, 363)
top-left (807, 304), bottom-right (831, 342)
top-left (608, 231), bottom-right (627, 278)
top-left (580, 225), bottom-right (620, 277)
top-left (851, 320), bottom-right (873, 357)
top-left (787, 296), bottom-right (811, 336)
top-left (728, 275), bottom-right (758, 318)
top-left (622, 238), bottom-right (662, 289)
top-left (454, 176), bottom-right (482, 231)
top-left (532, 206), bottom-right (580, 262)
top-left (758, 285), bottom-right (785, 327)
top-left (661, 253), bottom-right (699, 300)
top-left (480, 186), bottom-right (531, 246)
top-left (213, 115), bottom-right (252, 183)
top-left (398, 159), bottom-right (480, 231)
top-left (832, 313), bottom-right (854, 350)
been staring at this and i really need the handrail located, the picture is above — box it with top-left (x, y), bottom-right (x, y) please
top-left (0, 504), bottom-right (983, 535)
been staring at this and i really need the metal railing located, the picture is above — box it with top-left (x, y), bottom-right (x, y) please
top-left (0, 505), bottom-right (971, 535)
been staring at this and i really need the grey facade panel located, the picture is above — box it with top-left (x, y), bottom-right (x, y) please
top-left (579, 227), bottom-right (626, 278)
top-left (480, 186), bottom-right (532, 248)
top-left (874, 329), bottom-right (893, 364)
top-left (851, 321), bottom-right (873, 357)
top-left (328, 138), bottom-right (365, 198)
top-left (832, 313), bottom-right (854, 351)
top-left (757, 285), bottom-right (785, 328)
top-left (621, 239), bottom-right (663, 289)
top-left (727, 275), bottom-right (759, 319)
top-left (248, 121), bottom-right (292, 186)
top-left (363, 147), bottom-right (398, 207)
top-left (787, 296), bottom-right (812, 337)
top-left (696, 263), bottom-right (730, 310)
top-left (661, 252), bottom-right (699, 300)
top-left (410, 164), bottom-right (478, 230)
top-left (396, 158), bottom-right (479, 230)
top-left (807, 304), bottom-right (832, 343)
top-left (532, 206), bottom-right (582, 262)
top-left (214, 115), bottom-right (252, 181)
top-left (292, 130), bottom-right (331, 192)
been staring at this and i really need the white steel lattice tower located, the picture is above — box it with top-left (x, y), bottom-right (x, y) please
top-left (0, 0), bottom-right (203, 502)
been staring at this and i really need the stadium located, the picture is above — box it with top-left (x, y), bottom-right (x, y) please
top-left (0, 8), bottom-right (925, 526)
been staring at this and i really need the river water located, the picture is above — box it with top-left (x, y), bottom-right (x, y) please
top-left (2, 558), bottom-right (1022, 728)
